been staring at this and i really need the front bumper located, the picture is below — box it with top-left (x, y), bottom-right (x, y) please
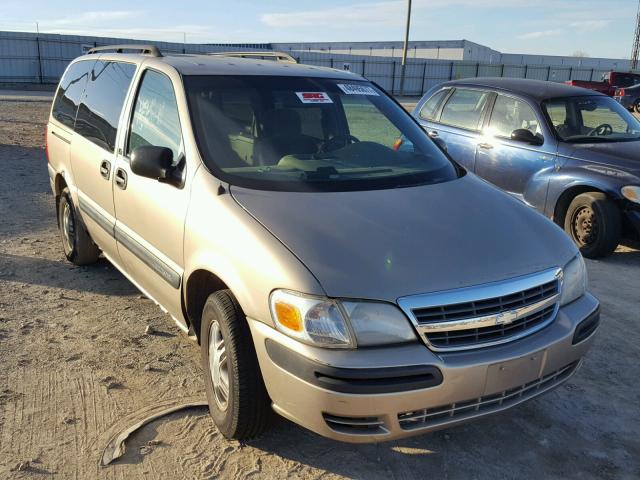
top-left (250, 292), bottom-right (600, 443)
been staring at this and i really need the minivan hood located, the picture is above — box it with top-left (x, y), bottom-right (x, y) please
top-left (231, 175), bottom-right (577, 302)
top-left (561, 140), bottom-right (640, 175)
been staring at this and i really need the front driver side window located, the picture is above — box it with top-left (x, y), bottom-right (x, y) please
top-left (127, 70), bottom-right (182, 162)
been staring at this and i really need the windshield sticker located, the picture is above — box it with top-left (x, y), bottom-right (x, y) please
top-left (295, 92), bottom-right (333, 104)
top-left (337, 84), bottom-right (379, 96)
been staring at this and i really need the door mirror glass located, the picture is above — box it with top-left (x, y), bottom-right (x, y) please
top-left (511, 128), bottom-right (543, 146)
top-left (130, 146), bottom-right (173, 180)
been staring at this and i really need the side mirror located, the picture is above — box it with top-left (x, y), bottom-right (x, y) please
top-left (130, 146), bottom-right (173, 180)
top-left (510, 128), bottom-right (543, 146)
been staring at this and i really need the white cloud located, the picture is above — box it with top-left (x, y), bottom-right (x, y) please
top-left (44, 11), bottom-right (141, 27)
top-left (517, 29), bottom-right (563, 40)
top-left (569, 20), bottom-right (611, 32)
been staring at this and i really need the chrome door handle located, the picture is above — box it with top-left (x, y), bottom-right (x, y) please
top-left (99, 160), bottom-right (111, 180)
top-left (428, 130), bottom-right (439, 138)
top-left (478, 142), bottom-right (494, 150)
top-left (115, 168), bottom-right (128, 190)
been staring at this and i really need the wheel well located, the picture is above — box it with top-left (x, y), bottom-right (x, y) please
top-left (54, 174), bottom-right (68, 226)
top-left (553, 186), bottom-right (606, 226)
top-left (185, 269), bottom-right (229, 342)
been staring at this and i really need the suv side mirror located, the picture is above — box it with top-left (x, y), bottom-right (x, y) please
top-left (510, 129), bottom-right (543, 146)
top-left (130, 146), bottom-right (185, 187)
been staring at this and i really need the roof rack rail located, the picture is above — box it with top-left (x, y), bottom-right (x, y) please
top-left (86, 44), bottom-right (163, 57)
top-left (207, 51), bottom-right (297, 63)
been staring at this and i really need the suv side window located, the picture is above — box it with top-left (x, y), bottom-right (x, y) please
top-left (489, 94), bottom-right (542, 138)
top-left (51, 60), bottom-right (94, 129)
top-left (419, 89), bottom-right (449, 121)
top-left (75, 61), bottom-right (136, 152)
top-left (439, 89), bottom-right (491, 131)
top-left (127, 70), bottom-right (182, 161)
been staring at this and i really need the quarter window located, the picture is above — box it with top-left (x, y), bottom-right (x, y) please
top-left (127, 70), bottom-right (182, 161)
top-left (75, 61), bottom-right (136, 152)
top-left (51, 60), bottom-right (94, 129)
top-left (489, 95), bottom-right (542, 138)
top-left (419, 89), bottom-right (449, 120)
top-left (439, 89), bottom-right (490, 131)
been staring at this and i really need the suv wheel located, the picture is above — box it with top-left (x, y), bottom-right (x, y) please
top-left (634, 100), bottom-right (640, 114)
top-left (564, 192), bottom-right (620, 258)
top-left (57, 188), bottom-right (100, 265)
top-left (201, 290), bottom-right (272, 440)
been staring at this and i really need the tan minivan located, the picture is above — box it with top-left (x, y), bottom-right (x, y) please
top-left (46, 45), bottom-right (600, 442)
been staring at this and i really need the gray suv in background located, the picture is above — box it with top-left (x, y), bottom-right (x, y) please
top-left (46, 45), bottom-right (600, 443)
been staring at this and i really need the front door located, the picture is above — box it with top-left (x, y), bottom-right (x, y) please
top-left (474, 93), bottom-right (557, 205)
top-left (112, 68), bottom-right (189, 325)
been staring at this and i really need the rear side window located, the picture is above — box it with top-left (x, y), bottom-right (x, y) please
top-left (489, 95), bottom-right (542, 138)
top-left (419, 89), bottom-right (449, 120)
top-left (75, 61), bottom-right (136, 152)
top-left (52, 60), bottom-right (93, 129)
top-left (440, 89), bottom-right (491, 131)
top-left (127, 70), bottom-right (182, 161)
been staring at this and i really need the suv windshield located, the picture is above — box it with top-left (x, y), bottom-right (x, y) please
top-left (185, 75), bottom-right (458, 191)
top-left (543, 95), bottom-right (640, 143)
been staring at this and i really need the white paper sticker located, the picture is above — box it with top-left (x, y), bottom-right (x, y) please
top-left (295, 92), bottom-right (333, 104)
top-left (337, 84), bottom-right (379, 96)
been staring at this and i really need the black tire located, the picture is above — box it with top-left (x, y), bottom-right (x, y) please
top-left (200, 290), bottom-right (272, 440)
top-left (57, 188), bottom-right (100, 265)
top-left (564, 192), bottom-right (621, 258)
top-left (634, 100), bottom-right (640, 115)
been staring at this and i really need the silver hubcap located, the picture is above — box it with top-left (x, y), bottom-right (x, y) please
top-left (208, 321), bottom-right (229, 411)
top-left (61, 201), bottom-right (74, 254)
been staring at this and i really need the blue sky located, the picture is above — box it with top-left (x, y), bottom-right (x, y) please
top-left (0, 0), bottom-right (637, 58)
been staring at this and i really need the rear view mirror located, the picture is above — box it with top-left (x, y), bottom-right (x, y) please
top-left (510, 129), bottom-right (543, 146)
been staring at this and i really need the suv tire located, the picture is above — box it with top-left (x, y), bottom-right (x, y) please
top-left (634, 99), bottom-right (640, 114)
top-left (201, 290), bottom-right (272, 440)
top-left (57, 188), bottom-right (100, 265)
top-left (564, 192), bottom-right (620, 258)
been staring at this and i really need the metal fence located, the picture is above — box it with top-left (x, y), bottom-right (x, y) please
top-left (294, 55), bottom-right (610, 96)
top-left (0, 31), bottom-right (612, 95)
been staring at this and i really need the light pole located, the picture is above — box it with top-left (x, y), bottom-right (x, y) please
top-left (399, 0), bottom-right (412, 96)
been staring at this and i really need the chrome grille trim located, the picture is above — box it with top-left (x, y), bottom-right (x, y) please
top-left (397, 361), bottom-right (580, 431)
top-left (398, 268), bottom-right (563, 352)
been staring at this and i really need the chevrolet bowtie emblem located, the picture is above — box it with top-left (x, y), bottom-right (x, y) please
top-left (495, 310), bottom-right (519, 325)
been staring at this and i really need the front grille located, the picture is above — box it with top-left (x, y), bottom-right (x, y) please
top-left (398, 268), bottom-right (562, 352)
top-left (427, 304), bottom-right (556, 349)
top-left (397, 361), bottom-right (579, 431)
top-left (412, 280), bottom-right (558, 323)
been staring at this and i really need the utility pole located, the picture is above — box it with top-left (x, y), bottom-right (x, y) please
top-left (399, 0), bottom-right (412, 95)
top-left (632, 0), bottom-right (640, 70)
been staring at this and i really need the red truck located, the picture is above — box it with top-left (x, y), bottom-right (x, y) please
top-left (565, 71), bottom-right (640, 96)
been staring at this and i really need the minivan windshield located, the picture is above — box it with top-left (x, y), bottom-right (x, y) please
top-left (185, 76), bottom-right (458, 191)
top-left (543, 95), bottom-right (640, 143)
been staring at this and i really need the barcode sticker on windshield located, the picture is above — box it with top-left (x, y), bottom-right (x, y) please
top-left (295, 92), bottom-right (333, 104)
top-left (337, 84), bottom-right (379, 96)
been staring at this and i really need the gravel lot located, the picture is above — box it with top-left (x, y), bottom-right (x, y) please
top-left (0, 97), bottom-right (639, 479)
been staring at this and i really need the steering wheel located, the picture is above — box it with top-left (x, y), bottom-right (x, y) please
top-left (320, 134), bottom-right (360, 153)
top-left (588, 123), bottom-right (613, 137)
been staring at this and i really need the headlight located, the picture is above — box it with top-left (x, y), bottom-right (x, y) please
top-left (621, 185), bottom-right (640, 204)
top-left (560, 255), bottom-right (588, 306)
top-left (269, 290), bottom-right (417, 348)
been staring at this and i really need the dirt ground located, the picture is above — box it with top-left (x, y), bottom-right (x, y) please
top-left (0, 98), bottom-right (639, 480)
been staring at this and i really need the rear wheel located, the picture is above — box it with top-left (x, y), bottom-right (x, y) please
top-left (564, 192), bottom-right (621, 258)
top-left (200, 290), bottom-right (272, 440)
top-left (57, 188), bottom-right (100, 265)
top-left (634, 99), bottom-right (640, 114)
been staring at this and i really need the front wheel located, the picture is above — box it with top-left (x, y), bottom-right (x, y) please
top-left (564, 192), bottom-right (621, 258)
top-left (634, 100), bottom-right (640, 114)
top-left (57, 188), bottom-right (100, 265)
top-left (201, 290), bottom-right (272, 440)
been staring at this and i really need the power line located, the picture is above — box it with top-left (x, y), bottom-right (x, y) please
top-left (632, 0), bottom-right (640, 70)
